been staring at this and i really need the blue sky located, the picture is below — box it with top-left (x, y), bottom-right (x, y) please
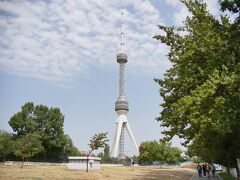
top-left (0, 0), bottom-right (222, 156)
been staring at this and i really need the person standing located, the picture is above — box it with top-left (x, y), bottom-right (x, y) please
top-left (202, 163), bottom-right (207, 176)
top-left (211, 164), bottom-right (216, 177)
top-left (197, 163), bottom-right (202, 177)
top-left (206, 163), bottom-right (211, 177)
top-left (131, 159), bottom-right (134, 171)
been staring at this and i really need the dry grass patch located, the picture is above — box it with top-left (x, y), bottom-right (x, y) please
top-left (0, 164), bottom-right (195, 180)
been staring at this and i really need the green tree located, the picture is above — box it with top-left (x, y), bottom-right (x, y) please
top-left (138, 141), bottom-right (182, 164)
top-left (34, 105), bottom-right (65, 161)
top-left (87, 132), bottom-right (108, 172)
top-left (166, 146), bottom-right (183, 163)
top-left (220, 0), bottom-right (240, 15)
top-left (62, 134), bottom-right (81, 160)
top-left (9, 102), bottom-right (79, 161)
top-left (9, 102), bottom-right (36, 136)
top-left (138, 141), bottom-right (159, 164)
top-left (0, 130), bottom-right (14, 161)
top-left (14, 133), bottom-right (43, 167)
top-left (154, 0), bottom-right (240, 177)
top-left (98, 144), bottom-right (112, 163)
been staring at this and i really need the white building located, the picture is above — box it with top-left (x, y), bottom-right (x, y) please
top-left (67, 156), bottom-right (101, 170)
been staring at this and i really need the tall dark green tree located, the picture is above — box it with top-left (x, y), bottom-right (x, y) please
top-left (9, 102), bottom-right (79, 161)
top-left (154, 0), bottom-right (239, 177)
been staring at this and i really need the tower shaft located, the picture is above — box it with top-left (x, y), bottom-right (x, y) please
top-left (119, 63), bottom-right (125, 96)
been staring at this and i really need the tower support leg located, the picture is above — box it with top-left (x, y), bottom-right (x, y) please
top-left (112, 119), bottom-right (123, 157)
top-left (125, 122), bottom-right (139, 155)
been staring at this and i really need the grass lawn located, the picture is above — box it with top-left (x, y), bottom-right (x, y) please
top-left (0, 164), bottom-right (195, 180)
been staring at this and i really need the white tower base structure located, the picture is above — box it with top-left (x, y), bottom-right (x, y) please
top-left (112, 110), bottom-right (139, 158)
top-left (111, 12), bottom-right (139, 158)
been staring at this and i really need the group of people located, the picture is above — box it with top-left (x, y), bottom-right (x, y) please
top-left (197, 163), bottom-right (216, 177)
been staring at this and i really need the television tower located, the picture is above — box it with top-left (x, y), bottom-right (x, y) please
top-left (111, 12), bottom-right (139, 158)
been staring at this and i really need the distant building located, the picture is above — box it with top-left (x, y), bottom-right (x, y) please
top-left (67, 156), bottom-right (101, 170)
top-left (80, 151), bottom-right (97, 157)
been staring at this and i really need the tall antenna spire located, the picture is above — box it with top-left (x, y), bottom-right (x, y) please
top-left (120, 11), bottom-right (124, 52)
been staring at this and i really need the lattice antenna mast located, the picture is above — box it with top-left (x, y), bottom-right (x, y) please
top-left (121, 12), bottom-right (124, 53)
top-left (118, 11), bottom-right (127, 97)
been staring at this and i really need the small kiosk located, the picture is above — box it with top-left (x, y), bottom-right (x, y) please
top-left (67, 156), bottom-right (101, 170)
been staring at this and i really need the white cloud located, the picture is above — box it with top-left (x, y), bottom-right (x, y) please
top-left (173, 5), bottom-right (190, 26)
top-left (0, 0), bottom-right (171, 84)
top-left (164, 0), bottom-right (181, 7)
top-left (205, 0), bottom-right (220, 17)
top-left (163, 0), bottom-right (191, 26)
top-left (164, 0), bottom-right (221, 26)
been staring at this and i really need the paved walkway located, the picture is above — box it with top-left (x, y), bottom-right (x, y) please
top-left (191, 174), bottom-right (221, 180)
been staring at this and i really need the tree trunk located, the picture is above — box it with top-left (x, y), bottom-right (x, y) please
top-left (21, 158), bottom-right (24, 168)
top-left (236, 159), bottom-right (240, 180)
top-left (227, 166), bottom-right (230, 174)
top-left (227, 161), bottom-right (230, 174)
top-left (86, 155), bottom-right (89, 172)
